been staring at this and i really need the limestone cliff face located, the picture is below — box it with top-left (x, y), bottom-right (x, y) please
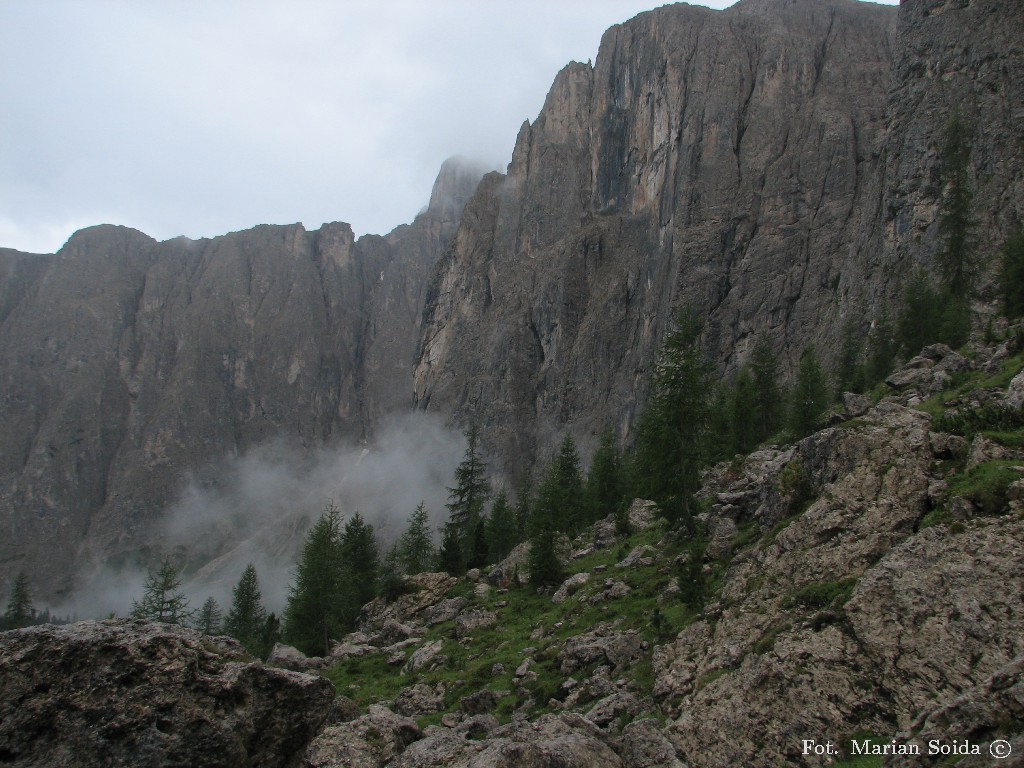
top-left (414, 0), bottom-right (1024, 479)
top-left (0, 160), bottom-right (483, 599)
top-left (415, 0), bottom-right (898, 473)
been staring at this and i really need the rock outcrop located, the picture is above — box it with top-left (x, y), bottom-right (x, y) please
top-left (0, 619), bottom-right (334, 767)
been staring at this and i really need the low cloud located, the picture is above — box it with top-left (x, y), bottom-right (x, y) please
top-left (62, 412), bottom-right (467, 619)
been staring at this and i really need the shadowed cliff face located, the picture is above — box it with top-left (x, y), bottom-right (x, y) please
top-left (414, 0), bottom-right (898, 475)
top-left (0, 160), bottom-right (485, 600)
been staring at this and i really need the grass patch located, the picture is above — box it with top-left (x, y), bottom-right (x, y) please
top-left (784, 578), bottom-right (857, 611)
top-left (947, 460), bottom-right (1023, 515)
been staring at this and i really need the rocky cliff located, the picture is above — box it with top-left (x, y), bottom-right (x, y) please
top-left (0, 159), bottom-right (485, 600)
top-left (414, 0), bottom-right (1024, 478)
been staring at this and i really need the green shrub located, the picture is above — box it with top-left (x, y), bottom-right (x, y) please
top-left (947, 461), bottom-right (1022, 516)
top-left (784, 578), bottom-right (857, 610)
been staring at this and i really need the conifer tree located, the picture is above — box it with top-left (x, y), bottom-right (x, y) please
top-left (398, 502), bottom-right (435, 575)
top-left (225, 563), bottom-right (267, 654)
top-left (437, 523), bottom-right (464, 577)
top-left (585, 428), bottom-right (624, 524)
top-left (442, 422), bottom-right (491, 572)
top-left (528, 481), bottom-right (564, 589)
top-left (485, 489), bottom-right (518, 563)
top-left (867, 312), bottom-right (897, 385)
top-left (284, 502), bottom-right (345, 657)
top-left (750, 332), bottom-right (783, 443)
top-left (632, 309), bottom-right (711, 527)
top-left (788, 347), bottom-right (831, 439)
top-left (938, 113), bottom-right (976, 299)
top-left (131, 558), bottom-right (192, 625)
top-left (541, 434), bottom-right (584, 533)
top-left (731, 367), bottom-right (759, 455)
top-left (1001, 228), bottom-right (1024, 319)
top-left (340, 512), bottom-right (379, 625)
top-left (4, 571), bottom-right (34, 629)
top-left (836, 319), bottom-right (865, 396)
top-left (195, 596), bottom-right (223, 636)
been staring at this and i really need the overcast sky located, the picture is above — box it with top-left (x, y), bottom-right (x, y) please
top-left (1, 0), bottom-right (897, 255)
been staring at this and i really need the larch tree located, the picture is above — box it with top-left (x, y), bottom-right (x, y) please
top-left (131, 558), bottom-right (192, 625)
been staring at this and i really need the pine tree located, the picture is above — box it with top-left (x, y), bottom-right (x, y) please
top-left (4, 572), bottom-right (34, 629)
top-left (585, 428), bottom-right (624, 524)
top-left (485, 490), bottom-right (518, 563)
top-left (131, 558), bottom-right (192, 625)
top-left (225, 563), bottom-right (267, 655)
top-left (867, 312), bottom-right (897, 385)
top-left (195, 596), bottom-right (223, 636)
top-left (398, 502), bottom-right (435, 575)
top-left (340, 512), bottom-right (379, 626)
top-left (632, 309), bottom-right (711, 527)
top-left (788, 347), bottom-right (831, 439)
top-left (283, 502), bottom-right (345, 657)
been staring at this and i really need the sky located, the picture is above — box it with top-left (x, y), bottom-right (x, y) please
top-left (1, 0), bottom-right (897, 255)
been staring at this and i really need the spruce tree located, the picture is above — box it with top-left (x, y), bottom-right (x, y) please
top-left (528, 480), bottom-right (564, 589)
top-left (585, 428), bottom-right (624, 524)
top-left (938, 113), bottom-right (976, 299)
top-left (836, 319), bottom-right (865, 395)
top-left (1001, 228), bottom-right (1024, 319)
top-left (195, 596), bottom-right (223, 636)
top-left (340, 512), bottom-right (379, 625)
top-left (485, 490), bottom-right (518, 563)
top-left (750, 332), bottom-right (783, 443)
top-left (788, 347), bottom-right (831, 439)
top-left (867, 312), bottom-right (897, 385)
top-left (542, 434), bottom-right (584, 534)
top-left (731, 367), bottom-right (759, 455)
top-left (283, 502), bottom-right (345, 657)
top-left (632, 309), bottom-right (711, 527)
top-left (225, 563), bottom-right (268, 655)
top-left (442, 423), bottom-right (491, 572)
top-left (131, 558), bottom-right (192, 625)
top-left (398, 502), bottom-right (435, 575)
top-left (4, 572), bottom-right (34, 629)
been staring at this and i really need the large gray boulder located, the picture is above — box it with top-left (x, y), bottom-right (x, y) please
top-left (0, 619), bottom-right (334, 768)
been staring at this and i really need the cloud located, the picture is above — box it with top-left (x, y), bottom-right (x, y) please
top-left (59, 412), bottom-right (469, 619)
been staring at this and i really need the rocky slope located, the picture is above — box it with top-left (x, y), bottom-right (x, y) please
top-left (0, 159), bottom-right (485, 599)
top-left (1, 343), bottom-right (1022, 765)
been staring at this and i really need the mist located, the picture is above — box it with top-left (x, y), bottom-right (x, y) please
top-left (62, 412), bottom-right (468, 620)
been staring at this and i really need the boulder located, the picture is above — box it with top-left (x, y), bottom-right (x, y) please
top-left (560, 627), bottom-right (649, 675)
top-left (455, 609), bottom-right (498, 639)
top-left (619, 719), bottom-right (687, 768)
top-left (404, 639), bottom-right (446, 673)
top-left (0, 620), bottom-right (334, 768)
top-left (488, 541), bottom-right (532, 586)
top-left (305, 704), bottom-right (420, 768)
top-left (394, 683), bottom-right (446, 717)
top-left (423, 596), bottom-right (467, 627)
top-left (552, 572), bottom-right (590, 604)
top-left (359, 572), bottom-right (457, 631)
top-left (267, 642), bottom-right (323, 672)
